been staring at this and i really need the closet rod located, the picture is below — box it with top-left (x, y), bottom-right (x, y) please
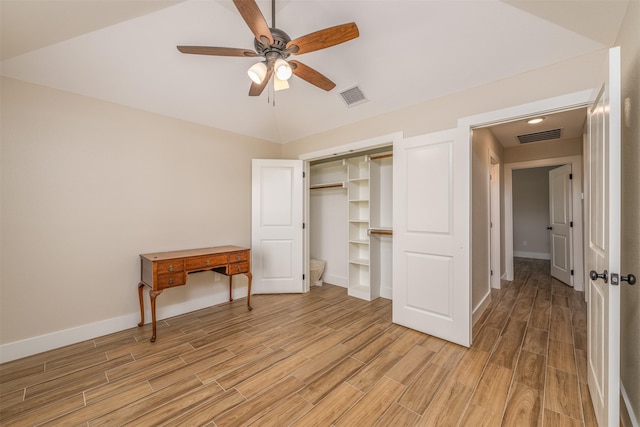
top-left (310, 183), bottom-right (345, 190)
top-left (369, 229), bottom-right (393, 236)
top-left (370, 153), bottom-right (393, 160)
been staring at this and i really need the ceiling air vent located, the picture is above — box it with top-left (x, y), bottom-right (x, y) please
top-left (517, 128), bottom-right (563, 144)
top-left (339, 86), bottom-right (367, 107)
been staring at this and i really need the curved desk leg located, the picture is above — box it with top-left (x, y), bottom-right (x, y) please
top-left (149, 289), bottom-right (162, 342)
top-left (229, 275), bottom-right (233, 302)
top-left (245, 271), bottom-right (253, 311)
top-left (137, 282), bottom-right (145, 327)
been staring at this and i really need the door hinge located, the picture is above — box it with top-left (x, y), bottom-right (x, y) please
top-left (302, 222), bottom-right (306, 229)
top-left (571, 269), bottom-right (574, 276)
top-left (491, 270), bottom-right (494, 276)
top-left (570, 221), bottom-right (573, 227)
top-left (303, 171), bottom-right (306, 178)
top-left (569, 173), bottom-right (573, 179)
top-left (303, 273), bottom-right (305, 280)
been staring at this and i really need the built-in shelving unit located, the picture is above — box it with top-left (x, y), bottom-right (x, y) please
top-left (347, 155), bottom-right (372, 300)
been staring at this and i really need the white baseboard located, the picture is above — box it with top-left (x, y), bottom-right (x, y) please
top-left (380, 287), bottom-right (392, 300)
top-left (472, 291), bottom-right (492, 325)
top-left (322, 274), bottom-right (347, 288)
top-left (0, 290), bottom-right (246, 364)
top-left (513, 251), bottom-right (551, 260)
top-left (621, 381), bottom-right (639, 427)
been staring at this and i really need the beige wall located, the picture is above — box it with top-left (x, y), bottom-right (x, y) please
top-left (504, 137), bottom-right (583, 163)
top-left (512, 167), bottom-right (554, 257)
top-left (471, 129), bottom-right (503, 315)
top-left (616, 1), bottom-right (640, 423)
top-left (0, 77), bottom-right (281, 353)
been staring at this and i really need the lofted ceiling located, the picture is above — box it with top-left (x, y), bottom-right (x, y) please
top-left (0, 0), bottom-right (628, 144)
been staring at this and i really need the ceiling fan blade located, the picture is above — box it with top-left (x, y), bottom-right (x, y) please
top-left (286, 22), bottom-right (359, 55)
top-left (177, 46), bottom-right (258, 57)
top-left (289, 60), bottom-right (336, 91)
top-left (249, 67), bottom-right (274, 96)
top-left (233, 0), bottom-right (274, 46)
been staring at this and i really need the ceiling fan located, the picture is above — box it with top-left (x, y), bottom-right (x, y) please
top-left (177, 0), bottom-right (359, 96)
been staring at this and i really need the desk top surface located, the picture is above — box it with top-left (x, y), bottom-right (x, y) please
top-left (140, 245), bottom-right (249, 261)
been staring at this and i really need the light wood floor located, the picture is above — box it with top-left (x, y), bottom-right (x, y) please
top-left (0, 258), bottom-right (596, 426)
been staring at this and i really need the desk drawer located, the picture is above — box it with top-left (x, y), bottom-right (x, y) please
top-left (157, 260), bottom-right (184, 274)
top-left (228, 251), bottom-right (249, 263)
top-left (227, 262), bottom-right (249, 275)
top-left (158, 272), bottom-right (186, 289)
top-left (185, 254), bottom-right (228, 270)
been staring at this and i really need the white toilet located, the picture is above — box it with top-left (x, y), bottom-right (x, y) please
top-left (309, 259), bottom-right (326, 286)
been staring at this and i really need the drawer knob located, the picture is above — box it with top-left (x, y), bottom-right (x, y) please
top-left (168, 265), bottom-right (174, 272)
top-left (206, 260), bottom-right (210, 266)
top-left (169, 277), bottom-right (174, 285)
top-left (236, 255), bottom-right (240, 261)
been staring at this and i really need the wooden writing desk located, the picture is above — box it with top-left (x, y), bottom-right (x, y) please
top-left (137, 245), bottom-right (252, 342)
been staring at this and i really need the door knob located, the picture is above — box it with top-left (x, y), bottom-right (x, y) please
top-left (621, 274), bottom-right (637, 285)
top-left (590, 270), bottom-right (608, 283)
top-left (546, 226), bottom-right (553, 230)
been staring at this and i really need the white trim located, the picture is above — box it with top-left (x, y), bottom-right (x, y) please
top-left (472, 291), bottom-right (492, 325)
top-left (621, 381), bottom-right (639, 427)
top-left (0, 290), bottom-right (246, 363)
top-left (299, 132), bottom-right (403, 161)
top-left (513, 251), bottom-right (551, 260)
top-left (504, 155), bottom-right (584, 291)
top-left (322, 274), bottom-right (348, 287)
top-left (489, 151), bottom-right (501, 289)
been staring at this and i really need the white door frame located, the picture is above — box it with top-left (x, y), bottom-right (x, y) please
top-left (489, 150), bottom-right (501, 289)
top-left (458, 90), bottom-right (591, 289)
top-left (504, 156), bottom-right (584, 291)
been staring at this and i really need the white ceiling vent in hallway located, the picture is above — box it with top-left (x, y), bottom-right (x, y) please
top-left (339, 86), bottom-right (368, 107)
top-left (517, 128), bottom-right (563, 144)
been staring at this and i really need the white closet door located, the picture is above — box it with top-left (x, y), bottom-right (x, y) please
top-left (548, 164), bottom-right (573, 285)
top-left (251, 159), bottom-right (304, 294)
top-left (393, 129), bottom-right (471, 347)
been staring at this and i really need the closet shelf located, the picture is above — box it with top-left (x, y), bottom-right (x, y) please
top-left (349, 258), bottom-right (370, 266)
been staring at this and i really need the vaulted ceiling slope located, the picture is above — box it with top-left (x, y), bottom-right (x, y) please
top-left (0, 0), bottom-right (628, 144)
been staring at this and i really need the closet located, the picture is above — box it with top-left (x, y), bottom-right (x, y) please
top-left (309, 149), bottom-right (393, 301)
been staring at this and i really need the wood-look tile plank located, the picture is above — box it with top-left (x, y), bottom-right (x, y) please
top-left (347, 350), bottom-right (402, 392)
top-left (579, 379), bottom-right (597, 426)
top-left (234, 353), bottom-right (310, 399)
top-left (161, 389), bottom-right (245, 427)
top-left (545, 367), bottom-right (582, 420)
top-left (373, 402), bottom-right (420, 426)
top-left (522, 327), bottom-right (548, 355)
top-left (450, 347), bottom-right (490, 388)
top-left (548, 339), bottom-right (577, 374)
top-left (501, 382), bottom-right (542, 427)
top-left (194, 345), bottom-right (274, 385)
top-left (430, 341), bottom-right (466, 371)
top-left (549, 306), bottom-right (574, 344)
top-left (88, 376), bottom-right (203, 426)
top-left (460, 403), bottom-right (500, 427)
top-left (335, 376), bottom-right (405, 426)
top-left (213, 376), bottom-right (305, 426)
top-left (120, 381), bottom-right (224, 426)
top-left (385, 345), bottom-right (435, 385)
top-left (515, 350), bottom-right (546, 390)
top-left (417, 377), bottom-right (474, 426)
top-left (292, 343), bottom-right (353, 384)
top-left (397, 363), bottom-right (448, 414)
top-left (291, 383), bottom-right (363, 427)
top-left (473, 326), bottom-right (501, 352)
top-left (543, 409), bottom-right (583, 426)
top-left (0, 393), bottom-right (85, 427)
top-left (529, 298), bottom-right (551, 330)
top-left (471, 362), bottom-right (513, 415)
top-left (575, 348), bottom-right (588, 383)
top-left (298, 356), bottom-right (363, 404)
top-left (249, 392), bottom-right (313, 426)
top-left (215, 349), bottom-right (290, 390)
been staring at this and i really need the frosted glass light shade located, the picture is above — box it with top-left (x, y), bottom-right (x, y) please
top-left (274, 58), bottom-right (292, 80)
top-left (274, 75), bottom-right (289, 91)
top-left (248, 62), bottom-right (267, 84)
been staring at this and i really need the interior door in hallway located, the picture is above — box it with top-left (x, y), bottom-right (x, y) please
top-left (586, 46), bottom-right (621, 427)
top-left (548, 164), bottom-right (573, 285)
top-left (251, 159), bottom-right (304, 294)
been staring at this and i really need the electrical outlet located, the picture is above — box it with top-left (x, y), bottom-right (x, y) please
top-left (523, 240), bottom-right (528, 247)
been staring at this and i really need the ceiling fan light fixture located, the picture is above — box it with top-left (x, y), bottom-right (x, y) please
top-left (248, 61), bottom-right (268, 84)
top-left (274, 75), bottom-right (289, 91)
top-left (274, 58), bottom-right (292, 80)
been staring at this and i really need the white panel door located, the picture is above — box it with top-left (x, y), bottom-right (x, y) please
top-left (251, 159), bottom-right (304, 294)
top-left (549, 164), bottom-right (573, 285)
top-left (586, 47), bottom-right (621, 427)
top-left (393, 129), bottom-right (470, 347)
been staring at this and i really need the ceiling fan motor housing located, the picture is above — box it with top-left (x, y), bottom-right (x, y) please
top-left (254, 28), bottom-right (291, 62)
